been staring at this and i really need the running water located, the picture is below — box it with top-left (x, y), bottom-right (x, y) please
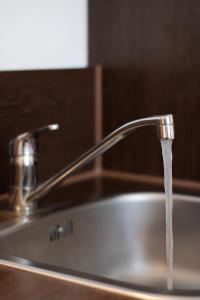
top-left (161, 139), bottom-right (173, 291)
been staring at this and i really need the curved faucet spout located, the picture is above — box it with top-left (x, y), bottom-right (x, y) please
top-left (9, 114), bottom-right (174, 213)
top-left (27, 114), bottom-right (174, 207)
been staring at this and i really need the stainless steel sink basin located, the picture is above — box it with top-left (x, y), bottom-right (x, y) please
top-left (0, 192), bottom-right (200, 299)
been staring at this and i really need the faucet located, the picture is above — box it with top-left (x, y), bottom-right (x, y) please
top-left (9, 114), bottom-right (174, 214)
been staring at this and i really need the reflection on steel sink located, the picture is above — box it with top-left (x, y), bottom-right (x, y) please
top-left (0, 192), bottom-right (200, 299)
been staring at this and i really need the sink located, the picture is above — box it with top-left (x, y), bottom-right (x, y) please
top-left (0, 192), bottom-right (200, 299)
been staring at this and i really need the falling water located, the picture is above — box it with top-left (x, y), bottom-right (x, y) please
top-left (161, 139), bottom-right (173, 290)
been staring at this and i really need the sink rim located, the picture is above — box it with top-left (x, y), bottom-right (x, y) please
top-left (0, 191), bottom-right (200, 299)
top-left (0, 191), bottom-right (199, 236)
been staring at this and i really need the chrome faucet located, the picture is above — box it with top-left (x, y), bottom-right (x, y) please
top-left (9, 114), bottom-right (174, 214)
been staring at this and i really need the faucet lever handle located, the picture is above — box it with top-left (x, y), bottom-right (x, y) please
top-left (30, 124), bottom-right (59, 137)
top-left (9, 123), bottom-right (59, 157)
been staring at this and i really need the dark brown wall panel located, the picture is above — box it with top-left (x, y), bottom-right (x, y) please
top-left (0, 69), bottom-right (95, 193)
top-left (89, 0), bottom-right (200, 181)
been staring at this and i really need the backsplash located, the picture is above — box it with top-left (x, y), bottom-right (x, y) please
top-left (0, 68), bottom-right (96, 193)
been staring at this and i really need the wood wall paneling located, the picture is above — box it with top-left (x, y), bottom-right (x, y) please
top-left (0, 69), bottom-right (95, 193)
top-left (89, 0), bottom-right (200, 181)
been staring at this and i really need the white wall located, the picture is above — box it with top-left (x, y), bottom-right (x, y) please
top-left (0, 0), bottom-right (88, 70)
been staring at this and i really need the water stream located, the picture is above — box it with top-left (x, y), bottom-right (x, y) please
top-left (161, 139), bottom-right (173, 290)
